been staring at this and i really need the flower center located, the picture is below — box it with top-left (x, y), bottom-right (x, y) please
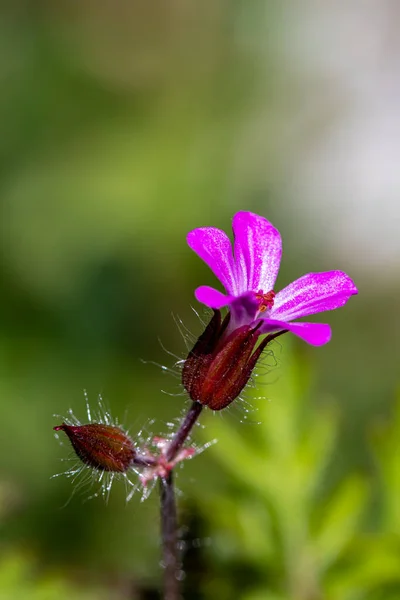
top-left (255, 289), bottom-right (275, 312)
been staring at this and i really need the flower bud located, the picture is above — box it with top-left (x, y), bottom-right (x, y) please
top-left (54, 423), bottom-right (136, 472)
top-left (182, 310), bottom-right (270, 410)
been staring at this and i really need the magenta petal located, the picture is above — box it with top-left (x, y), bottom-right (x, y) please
top-left (229, 292), bottom-right (260, 330)
top-left (271, 271), bottom-right (358, 321)
top-left (187, 227), bottom-right (237, 295)
top-left (260, 318), bottom-right (332, 346)
top-left (195, 286), bottom-right (231, 309)
top-left (232, 211), bottom-right (282, 294)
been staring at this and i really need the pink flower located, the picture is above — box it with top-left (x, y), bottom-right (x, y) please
top-left (187, 211), bottom-right (358, 346)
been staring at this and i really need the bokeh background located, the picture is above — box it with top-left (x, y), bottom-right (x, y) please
top-left (0, 1), bottom-right (399, 599)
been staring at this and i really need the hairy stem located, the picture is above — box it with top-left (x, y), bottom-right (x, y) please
top-left (160, 472), bottom-right (180, 600)
top-left (157, 402), bottom-right (203, 599)
top-left (166, 401), bottom-right (203, 462)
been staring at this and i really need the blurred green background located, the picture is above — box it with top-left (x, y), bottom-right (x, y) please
top-left (0, 1), bottom-right (399, 599)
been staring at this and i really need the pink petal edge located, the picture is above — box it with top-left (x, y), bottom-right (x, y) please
top-left (194, 286), bottom-right (231, 309)
top-left (187, 227), bottom-right (237, 295)
top-left (259, 318), bottom-right (332, 346)
top-left (232, 211), bottom-right (282, 294)
top-left (272, 271), bottom-right (358, 321)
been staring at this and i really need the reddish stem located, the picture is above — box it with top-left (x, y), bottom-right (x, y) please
top-left (160, 472), bottom-right (180, 600)
top-left (158, 402), bottom-right (203, 600)
top-left (165, 401), bottom-right (203, 463)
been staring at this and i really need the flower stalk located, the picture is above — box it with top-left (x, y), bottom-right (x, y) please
top-left (53, 211), bottom-right (358, 600)
top-left (166, 402), bottom-right (203, 463)
top-left (160, 472), bottom-right (180, 600)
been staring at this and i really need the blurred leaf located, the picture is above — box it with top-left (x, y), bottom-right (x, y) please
top-left (193, 348), bottom-right (373, 600)
top-left (0, 551), bottom-right (120, 600)
top-left (314, 477), bottom-right (368, 571)
top-left (370, 391), bottom-right (400, 532)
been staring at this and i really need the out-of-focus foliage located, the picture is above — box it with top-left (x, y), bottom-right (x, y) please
top-left (372, 393), bottom-right (400, 537)
top-left (191, 348), bottom-right (400, 600)
top-left (0, 485), bottom-right (125, 600)
top-left (0, 552), bottom-right (121, 600)
top-left (0, 1), bottom-right (398, 598)
top-left (352, 393), bottom-right (400, 600)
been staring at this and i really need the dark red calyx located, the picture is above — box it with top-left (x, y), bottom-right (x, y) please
top-left (54, 423), bottom-right (136, 472)
top-left (182, 310), bottom-right (224, 402)
top-left (200, 324), bottom-right (261, 410)
top-left (182, 309), bottom-right (266, 411)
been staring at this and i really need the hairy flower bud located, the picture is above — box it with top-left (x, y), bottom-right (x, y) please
top-left (182, 310), bottom-right (271, 410)
top-left (54, 423), bottom-right (136, 472)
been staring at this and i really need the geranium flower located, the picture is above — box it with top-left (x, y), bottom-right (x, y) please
top-left (187, 211), bottom-right (357, 346)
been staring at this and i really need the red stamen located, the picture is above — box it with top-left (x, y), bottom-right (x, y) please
top-left (255, 289), bottom-right (275, 312)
